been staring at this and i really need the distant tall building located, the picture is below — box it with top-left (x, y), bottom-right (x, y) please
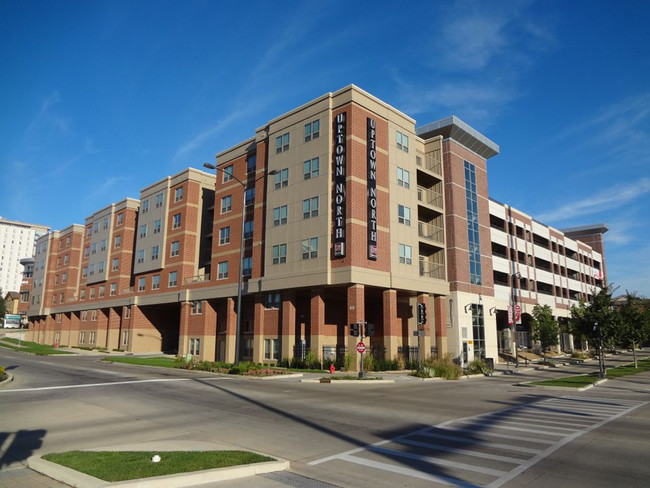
top-left (0, 217), bottom-right (49, 294)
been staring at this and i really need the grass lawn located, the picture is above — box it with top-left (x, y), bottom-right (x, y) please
top-left (102, 356), bottom-right (176, 368)
top-left (0, 338), bottom-right (72, 355)
top-left (532, 357), bottom-right (650, 387)
top-left (42, 450), bottom-right (274, 482)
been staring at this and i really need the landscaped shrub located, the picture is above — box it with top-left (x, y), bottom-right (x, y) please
top-left (363, 354), bottom-right (375, 372)
top-left (343, 353), bottom-right (355, 372)
top-left (396, 354), bottom-right (406, 370)
top-left (173, 356), bottom-right (193, 369)
top-left (0, 366), bottom-right (6, 381)
top-left (304, 351), bottom-right (320, 370)
top-left (467, 358), bottom-right (494, 375)
top-left (374, 358), bottom-right (399, 371)
top-left (414, 354), bottom-right (462, 380)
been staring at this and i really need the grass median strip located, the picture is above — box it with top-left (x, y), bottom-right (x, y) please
top-left (0, 338), bottom-right (73, 355)
top-left (42, 450), bottom-right (275, 482)
top-left (532, 357), bottom-right (650, 387)
top-left (102, 356), bottom-right (177, 368)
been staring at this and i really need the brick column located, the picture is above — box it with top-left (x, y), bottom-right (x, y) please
top-left (310, 289), bottom-right (325, 360)
top-left (179, 301), bottom-right (191, 357)
top-left (202, 300), bottom-right (217, 361)
top-left (434, 296), bottom-right (447, 357)
top-left (281, 291), bottom-right (296, 361)
top-left (253, 295), bottom-right (266, 363)
top-left (383, 289), bottom-right (399, 360)
top-left (224, 297), bottom-right (237, 363)
top-left (347, 284), bottom-right (365, 370)
top-left (106, 307), bottom-right (121, 350)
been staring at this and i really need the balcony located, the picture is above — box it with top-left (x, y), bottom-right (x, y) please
top-left (418, 221), bottom-right (444, 245)
top-left (185, 273), bottom-right (210, 284)
top-left (120, 287), bottom-right (134, 295)
top-left (417, 186), bottom-right (443, 209)
top-left (419, 258), bottom-right (445, 280)
top-left (416, 152), bottom-right (442, 177)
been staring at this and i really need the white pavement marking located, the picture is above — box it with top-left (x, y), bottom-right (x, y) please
top-left (310, 396), bottom-right (648, 488)
top-left (0, 376), bottom-right (227, 393)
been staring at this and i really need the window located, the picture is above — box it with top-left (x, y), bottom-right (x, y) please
top-left (244, 220), bottom-right (254, 239)
top-left (471, 304), bottom-right (486, 360)
top-left (191, 301), bottom-right (203, 314)
top-left (221, 195), bottom-right (232, 213)
top-left (81, 311), bottom-right (88, 321)
top-left (266, 293), bottom-right (280, 309)
top-left (93, 222), bottom-right (99, 234)
top-left (170, 241), bottom-right (180, 257)
top-left (91, 242), bottom-right (97, 254)
top-left (152, 219), bottom-right (161, 234)
top-left (151, 245), bottom-right (159, 260)
top-left (398, 243), bottom-right (412, 264)
top-left (189, 338), bottom-right (201, 356)
top-left (303, 157), bottom-right (319, 179)
top-left (174, 186), bottom-right (183, 202)
top-left (223, 165), bottom-right (234, 182)
top-left (152, 275), bottom-right (160, 290)
top-left (91, 310), bottom-right (97, 321)
top-left (274, 169), bottom-right (289, 189)
top-left (155, 192), bottom-right (164, 208)
top-left (103, 217), bottom-right (109, 230)
top-left (272, 244), bottom-right (287, 264)
top-left (138, 277), bottom-right (146, 291)
top-left (246, 154), bottom-right (256, 174)
top-left (304, 119), bottom-right (320, 142)
top-left (116, 213), bottom-right (124, 226)
top-left (275, 132), bottom-right (290, 153)
top-left (60, 293), bottom-right (65, 303)
top-left (264, 339), bottom-right (281, 360)
top-left (86, 226), bottom-right (92, 237)
top-left (84, 246), bottom-right (90, 257)
top-left (100, 239), bottom-right (106, 252)
top-left (169, 271), bottom-right (178, 287)
top-left (139, 224), bottom-right (147, 238)
top-left (398, 205), bottom-right (411, 226)
top-left (110, 283), bottom-right (117, 296)
top-left (397, 167), bottom-right (410, 188)
top-left (172, 213), bottom-right (182, 229)
top-left (302, 237), bottom-right (318, 260)
top-left (121, 330), bottom-right (129, 346)
top-left (80, 289), bottom-right (85, 300)
top-left (89, 331), bottom-right (96, 343)
top-left (219, 227), bottom-right (231, 245)
top-left (99, 285), bottom-right (105, 298)
top-left (242, 256), bottom-right (252, 276)
top-left (464, 161), bottom-right (482, 285)
top-left (89, 264), bottom-right (95, 276)
top-left (114, 235), bottom-right (121, 248)
top-left (273, 206), bottom-right (288, 226)
top-left (98, 261), bottom-right (104, 273)
top-left (303, 197), bottom-right (319, 219)
top-left (64, 254), bottom-right (69, 265)
top-left (56, 313), bottom-right (62, 323)
top-left (79, 331), bottom-right (86, 343)
top-left (112, 258), bottom-right (119, 271)
top-left (89, 287), bottom-right (96, 299)
top-left (396, 131), bottom-right (409, 152)
top-left (137, 249), bottom-right (145, 264)
top-left (62, 272), bottom-right (67, 284)
top-left (142, 199), bottom-right (149, 214)
top-left (124, 306), bottom-right (131, 319)
top-left (66, 235), bottom-right (71, 246)
top-left (218, 261), bottom-right (229, 279)
top-left (244, 188), bottom-right (255, 206)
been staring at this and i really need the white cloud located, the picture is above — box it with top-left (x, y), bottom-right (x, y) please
top-left (536, 178), bottom-right (650, 223)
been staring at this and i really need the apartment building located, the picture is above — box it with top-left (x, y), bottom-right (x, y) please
top-left (0, 217), bottom-right (49, 295)
top-left (25, 85), bottom-right (607, 366)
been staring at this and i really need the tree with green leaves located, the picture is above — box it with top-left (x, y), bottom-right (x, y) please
top-left (617, 293), bottom-right (650, 368)
top-left (530, 304), bottom-right (560, 361)
top-left (569, 285), bottom-right (620, 378)
top-left (0, 286), bottom-right (6, 318)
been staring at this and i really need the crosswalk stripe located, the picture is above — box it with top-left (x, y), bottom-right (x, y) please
top-left (395, 438), bottom-right (525, 465)
top-left (417, 430), bottom-right (543, 455)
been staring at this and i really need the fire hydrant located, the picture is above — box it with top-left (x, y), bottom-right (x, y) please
top-left (329, 364), bottom-right (335, 374)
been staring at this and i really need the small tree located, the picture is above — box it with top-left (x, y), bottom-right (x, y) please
top-left (618, 293), bottom-right (650, 368)
top-left (0, 287), bottom-right (6, 318)
top-left (530, 305), bottom-right (559, 361)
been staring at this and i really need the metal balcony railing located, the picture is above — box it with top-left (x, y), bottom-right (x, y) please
top-left (419, 258), bottom-right (445, 279)
top-left (417, 152), bottom-right (442, 176)
top-left (185, 273), bottom-right (211, 284)
top-left (418, 221), bottom-right (445, 244)
top-left (417, 186), bottom-right (443, 209)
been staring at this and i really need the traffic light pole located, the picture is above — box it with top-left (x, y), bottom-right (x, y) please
top-left (359, 329), bottom-right (365, 379)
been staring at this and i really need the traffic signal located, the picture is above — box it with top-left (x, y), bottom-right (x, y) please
top-left (365, 323), bottom-right (375, 337)
top-left (417, 303), bottom-right (427, 325)
top-left (350, 322), bottom-right (360, 337)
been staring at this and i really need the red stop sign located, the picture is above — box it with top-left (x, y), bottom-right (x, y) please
top-left (356, 342), bottom-right (366, 354)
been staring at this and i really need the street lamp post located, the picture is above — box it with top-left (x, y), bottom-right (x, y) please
top-left (203, 162), bottom-right (277, 365)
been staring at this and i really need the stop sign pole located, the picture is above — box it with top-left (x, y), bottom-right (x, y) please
top-left (357, 340), bottom-right (366, 378)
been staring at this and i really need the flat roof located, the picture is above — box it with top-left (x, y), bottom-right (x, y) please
top-left (561, 224), bottom-right (609, 235)
top-left (416, 115), bottom-right (500, 159)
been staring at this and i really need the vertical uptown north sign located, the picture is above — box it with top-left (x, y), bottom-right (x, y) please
top-left (333, 112), bottom-right (346, 257)
top-left (367, 118), bottom-right (378, 260)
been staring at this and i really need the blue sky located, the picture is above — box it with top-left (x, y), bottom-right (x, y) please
top-left (1, 0), bottom-right (648, 296)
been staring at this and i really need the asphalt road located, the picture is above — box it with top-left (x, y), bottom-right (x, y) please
top-left (0, 349), bottom-right (648, 487)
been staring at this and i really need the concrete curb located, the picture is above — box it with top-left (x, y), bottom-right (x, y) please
top-left (28, 455), bottom-right (290, 488)
top-left (0, 372), bottom-right (13, 386)
top-left (516, 377), bottom-right (608, 392)
top-left (259, 373), bottom-right (303, 381)
top-left (301, 378), bottom-right (395, 384)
